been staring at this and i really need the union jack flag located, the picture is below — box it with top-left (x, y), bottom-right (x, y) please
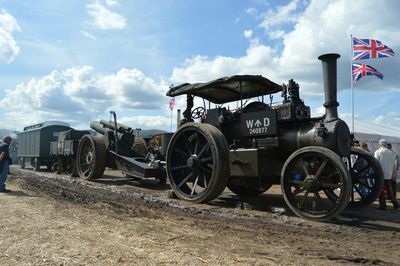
top-left (352, 37), bottom-right (395, 60)
top-left (352, 63), bottom-right (383, 83)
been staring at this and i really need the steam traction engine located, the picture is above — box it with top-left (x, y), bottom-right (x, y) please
top-left (165, 53), bottom-right (383, 221)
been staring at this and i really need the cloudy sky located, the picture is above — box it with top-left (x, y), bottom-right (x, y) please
top-left (0, 0), bottom-right (399, 136)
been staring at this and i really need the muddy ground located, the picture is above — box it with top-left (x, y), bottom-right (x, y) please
top-left (0, 166), bottom-right (399, 265)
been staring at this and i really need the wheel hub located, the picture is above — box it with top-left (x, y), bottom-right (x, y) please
top-left (187, 154), bottom-right (199, 169)
top-left (304, 176), bottom-right (320, 192)
top-left (85, 152), bottom-right (93, 164)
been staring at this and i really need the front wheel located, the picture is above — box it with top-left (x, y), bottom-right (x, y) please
top-left (281, 146), bottom-right (352, 221)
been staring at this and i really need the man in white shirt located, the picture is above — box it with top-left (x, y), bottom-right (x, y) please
top-left (374, 139), bottom-right (398, 210)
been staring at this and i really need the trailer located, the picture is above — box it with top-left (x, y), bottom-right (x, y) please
top-left (17, 121), bottom-right (71, 170)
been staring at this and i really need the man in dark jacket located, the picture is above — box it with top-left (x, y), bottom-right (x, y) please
top-left (0, 136), bottom-right (13, 192)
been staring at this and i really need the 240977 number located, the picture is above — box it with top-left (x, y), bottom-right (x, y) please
top-left (249, 127), bottom-right (268, 135)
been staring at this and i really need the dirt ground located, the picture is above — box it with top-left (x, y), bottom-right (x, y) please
top-left (1, 167), bottom-right (400, 265)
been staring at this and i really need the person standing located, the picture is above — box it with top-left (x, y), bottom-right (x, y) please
top-left (361, 142), bottom-right (372, 155)
top-left (374, 139), bottom-right (398, 210)
top-left (387, 143), bottom-right (399, 198)
top-left (0, 136), bottom-right (12, 193)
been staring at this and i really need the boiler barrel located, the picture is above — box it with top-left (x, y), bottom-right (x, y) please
top-left (280, 118), bottom-right (350, 157)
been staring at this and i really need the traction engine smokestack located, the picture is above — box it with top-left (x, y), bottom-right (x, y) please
top-left (318, 53), bottom-right (340, 122)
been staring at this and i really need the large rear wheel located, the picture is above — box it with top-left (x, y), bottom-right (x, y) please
top-left (166, 123), bottom-right (229, 203)
top-left (281, 146), bottom-right (352, 221)
top-left (346, 147), bottom-right (384, 208)
top-left (77, 135), bottom-right (107, 180)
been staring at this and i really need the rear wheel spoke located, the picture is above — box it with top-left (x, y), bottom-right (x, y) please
top-left (191, 174), bottom-right (199, 195)
top-left (178, 172), bottom-right (193, 188)
top-left (173, 147), bottom-right (190, 158)
top-left (172, 164), bottom-right (189, 171)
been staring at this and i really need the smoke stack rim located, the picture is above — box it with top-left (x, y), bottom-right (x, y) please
top-left (318, 53), bottom-right (340, 61)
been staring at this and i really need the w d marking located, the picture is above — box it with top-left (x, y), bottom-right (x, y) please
top-left (246, 118), bottom-right (270, 129)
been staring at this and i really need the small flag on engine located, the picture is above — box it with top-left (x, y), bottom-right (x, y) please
top-left (169, 97), bottom-right (175, 111)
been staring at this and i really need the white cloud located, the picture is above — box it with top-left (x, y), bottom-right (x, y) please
top-left (81, 30), bottom-right (97, 40)
top-left (259, 0), bottom-right (300, 30)
top-left (0, 9), bottom-right (21, 63)
top-left (246, 7), bottom-right (257, 15)
top-left (388, 111), bottom-right (399, 119)
top-left (268, 29), bottom-right (285, 40)
top-left (0, 67), bottom-right (169, 130)
top-left (105, 0), bottom-right (119, 7)
top-left (86, 0), bottom-right (126, 30)
top-left (386, 111), bottom-right (400, 123)
top-left (171, 42), bottom-right (276, 83)
top-left (244, 30), bottom-right (253, 39)
top-left (374, 115), bottom-right (385, 124)
top-left (119, 115), bottom-right (171, 129)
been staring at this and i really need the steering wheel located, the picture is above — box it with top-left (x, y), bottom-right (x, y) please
top-left (191, 107), bottom-right (206, 119)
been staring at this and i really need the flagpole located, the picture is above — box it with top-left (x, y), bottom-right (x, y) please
top-left (170, 109), bottom-right (173, 131)
top-left (350, 34), bottom-right (355, 134)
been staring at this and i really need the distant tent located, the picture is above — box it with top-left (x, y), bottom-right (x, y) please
top-left (341, 117), bottom-right (400, 154)
top-left (354, 132), bottom-right (400, 154)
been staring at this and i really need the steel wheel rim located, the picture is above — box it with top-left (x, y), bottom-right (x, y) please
top-left (282, 149), bottom-right (350, 220)
top-left (168, 127), bottom-right (215, 199)
top-left (79, 138), bottom-right (95, 179)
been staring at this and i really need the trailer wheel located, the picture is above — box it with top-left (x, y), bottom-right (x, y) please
top-left (20, 158), bottom-right (25, 169)
top-left (66, 157), bottom-right (79, 177)
top-left (227, 178), bottom-right (273, 197)
top-left (345, 147), bottom-right (384, 208)
top-left (32, 158), bottom-right (40, 171)
top-left (281, 146), bottom-right (352, 221)
top-left (166, 123), bottom-right (229, 203)
top-left (52, 161), bottom-right (61, 174)
top-left (77, 135), bottom-right (107, 180)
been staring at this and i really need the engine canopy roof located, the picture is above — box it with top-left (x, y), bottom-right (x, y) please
top-left (166, 75), bottom-right (282, 104)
